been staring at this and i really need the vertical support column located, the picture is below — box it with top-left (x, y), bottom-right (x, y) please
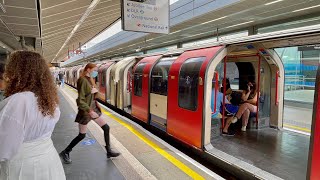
top-left (307, 64), bottom-right (320, 180)
top-left (256, 55), bottom-right (261, 129)
top-left (222, 57), bottom-right (227, 128)
top-left (275, 70), bottom-right (279, 106)
top-left (248, 26), bottom-right (258, 35)
top-left (213, 72), bottom-right (219, 114)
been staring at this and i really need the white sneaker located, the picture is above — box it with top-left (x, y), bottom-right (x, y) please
top-left (241, 126), bottom-right (247, 132)
top-left (231, 117), bottom-right (238, 123)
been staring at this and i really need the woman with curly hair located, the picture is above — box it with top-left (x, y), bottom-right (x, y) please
top-left (0, 51), bottom-right (65, 179)
top-left (59, 63), bottom-right (120, 164)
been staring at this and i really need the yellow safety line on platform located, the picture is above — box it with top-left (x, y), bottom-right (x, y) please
top-left (65, 86), bottom-right (205, 180)
top-left (283, 124), bottom-right (311, 133)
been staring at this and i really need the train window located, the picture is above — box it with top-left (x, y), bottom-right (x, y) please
top-left (178, 57), bottom-right (206, 111)
top-left (151, 57), bottom-right (176, 96)
top-left (100, 70), bottom-right (106, 87)
top-left (133, 62), bottom-right (146, 96)
top-left (216, 62), bottom-right (240, 90)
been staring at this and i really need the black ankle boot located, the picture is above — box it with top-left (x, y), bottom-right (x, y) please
top-left (106, 146), bottom-right (120, 158)
top-left (59, 150), bottom-right (72, 164)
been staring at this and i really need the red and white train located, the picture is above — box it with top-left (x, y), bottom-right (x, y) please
top-left (64, 26), bottom-right (320, 179)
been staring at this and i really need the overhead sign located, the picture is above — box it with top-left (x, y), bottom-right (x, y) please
top-left (122, 0), bottom-right (169, 34)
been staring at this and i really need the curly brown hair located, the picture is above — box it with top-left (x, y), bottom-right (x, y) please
top-left (4, 50), bottom-right (59, 117)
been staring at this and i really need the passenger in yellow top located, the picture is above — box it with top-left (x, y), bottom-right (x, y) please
top-left (60, 63), bottom-right (120, 164)
top-left (222, 81), bottom-right (258, 136)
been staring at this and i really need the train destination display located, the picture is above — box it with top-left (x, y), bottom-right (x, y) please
top-left (122, 0), bottom-right (169, 34)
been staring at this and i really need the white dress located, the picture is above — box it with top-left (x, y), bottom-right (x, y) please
top-left (0, 92), bottom-right (65, 180)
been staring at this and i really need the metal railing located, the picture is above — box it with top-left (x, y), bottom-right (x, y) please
top-left (285, 75), bottom-right (315, 90)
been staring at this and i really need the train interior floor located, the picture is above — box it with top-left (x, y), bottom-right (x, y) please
top-left (52, 91), bottom-right (124, 180)
top-left (210, 126), bottom-right (310, 180)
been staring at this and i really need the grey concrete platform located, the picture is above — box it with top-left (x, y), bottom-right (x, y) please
top-left (52, 92), bottom-right (125, 180)
top-left (211, 128), bottom-right (310, 180)
top-left (61, 85), bottom-right (221, 180)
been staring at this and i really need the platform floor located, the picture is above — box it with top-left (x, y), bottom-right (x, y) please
top-left (282, 89), bottom-right (314, 133)
top-left (283, 105), bottom-right (312, 132)
top-left (211, 128), bottom-right (310, 180)
top-left (52, 92), bottom-right (124, 180)
top-left (54, 86), bottom-right (220, 180)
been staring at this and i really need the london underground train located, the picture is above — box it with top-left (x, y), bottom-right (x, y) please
top-left (64, 25), bottom-right (320, 179)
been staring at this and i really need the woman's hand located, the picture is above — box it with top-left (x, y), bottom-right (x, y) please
top-left (247, 85), bottom-right (251, 92)
top-left (89, 110), bottom-right (99, 119)
top-left (91, 87), bottom-right (98, 94)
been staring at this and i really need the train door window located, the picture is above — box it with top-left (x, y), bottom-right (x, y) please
top-left (101, 69), bottom-right (106, 87)
top-left (216, 62), bottom-right (240, 90)
top-left (178, 57), bottom-right (206, 111)
top-left (151, 57), bottom-right (176, 96)
top-left (133, 62), bottom-right (146, 96)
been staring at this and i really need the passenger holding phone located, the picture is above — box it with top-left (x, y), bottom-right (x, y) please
top-left (223, 81), bottom-right (258, 135)
top-left (60, 63), bottom-right (120, 164)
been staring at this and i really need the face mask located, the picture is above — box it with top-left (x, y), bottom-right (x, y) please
top-left (90, 71), bottom-right (98, 78)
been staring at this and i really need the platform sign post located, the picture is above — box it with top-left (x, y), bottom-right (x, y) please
top-left (121, 0), bottom-right (169, 34)
top-left (307, 64), bottom-right (320, 180)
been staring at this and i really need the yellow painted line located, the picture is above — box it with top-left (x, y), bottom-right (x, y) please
top-left (64, 85), bottom-right (205, 180)
top-left (283, 124), bottom-right (311, 133)
top-left (66, 86), bottom-right (77, 92)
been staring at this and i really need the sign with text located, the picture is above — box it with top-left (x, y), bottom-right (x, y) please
top-left (122, 0), bottom-right (169, 34)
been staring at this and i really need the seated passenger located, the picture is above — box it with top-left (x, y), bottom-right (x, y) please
top-left (211, 81), bottom-right (229, 118)
top-left (211, 81), bottom-right (238, 118)
top-left (223, 81), bottom-right (258, 135)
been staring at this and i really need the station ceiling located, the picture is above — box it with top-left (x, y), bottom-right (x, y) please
top-left (0, 0), bottom-right (120, 62)
top-left (0, 0), bottom-right (319, 63)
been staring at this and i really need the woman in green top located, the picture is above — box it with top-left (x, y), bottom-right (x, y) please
top-left (60, 63), bottom-right (120, 164)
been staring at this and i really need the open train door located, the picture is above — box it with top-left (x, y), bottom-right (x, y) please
top-left (167, 46), bottom-right (224, 148)
top-left (307, 64), bottom-right (320, 180)
top-left (132, 55), bottom-right (162, 123)
top-left (98, 62), bottom-right (114, 101)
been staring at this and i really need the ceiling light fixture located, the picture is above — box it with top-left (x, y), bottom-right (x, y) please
top-left (52, 0), bottom-right (100, 62)
top-left (264, 0), bottom-right (284, 6)
top-left (224, 21), bottom-right (254, 29)
top-left (292, 4), bottom-right (320, 12)
top-left (0, 0), bottom-right (5, 13)
top-left (201, 16), bottom-right (228, 25)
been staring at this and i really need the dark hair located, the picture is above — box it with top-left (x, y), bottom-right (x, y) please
top-left (221, 78), bottom-right (231, 92)
top-left (5, 50), bottom-right (59, 117)
top-left (247, 81), bottom-right (257, 95)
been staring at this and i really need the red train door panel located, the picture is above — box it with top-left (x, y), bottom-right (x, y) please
top-left (308, 64), bottom-right (320, 180)
top-left (167, 46), bottom-right (224, 149)
top-left (132, 55), bottom-right (162, 123)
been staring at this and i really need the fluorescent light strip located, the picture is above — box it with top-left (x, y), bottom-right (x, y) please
top-left (224, 21), bottom-right (254, 29)
top-left (264, 0), bottom-right (284, 6)
top-left (53, 0), bottom-right (100, 62)
top-left (292, 4), bottom-right (320, 12)
top-left (201, 16), bottom-right (228, 25)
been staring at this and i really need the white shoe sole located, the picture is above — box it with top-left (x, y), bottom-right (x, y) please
top-left (231, 117), bottom-right (238, 123)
